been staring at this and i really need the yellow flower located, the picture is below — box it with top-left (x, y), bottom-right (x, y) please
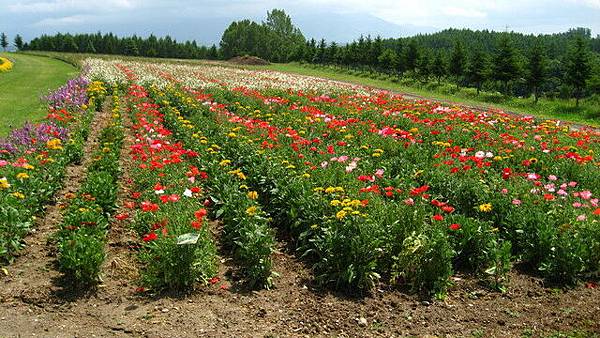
top-left (12, 192), bottom-right (25, 199)
top-left (246, 206), bottom-right (258, 216)
top-left (479, 203), bottom-right (493, 213)
top-left (247, 191), bottom-right (258, 200)
top-left (219, 159), bottom-right (231, 166)
top-left (16, 173), bottom-right (29, 180)
top-left (239, 184), bottom-right (249, 190)
top-left (330, 200), bottom-right (341, 207)
top-left (0, 177), bottom-right (11, 189)
top-left (46, 138), bottom-right (63, 150)
top-left (336, 210), bottom-right (347, 220)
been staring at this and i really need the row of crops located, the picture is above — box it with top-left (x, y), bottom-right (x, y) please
top-left (1, 58), bottom-right (599, 298)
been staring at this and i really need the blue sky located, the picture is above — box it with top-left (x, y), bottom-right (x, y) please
top-left (1, 0), bottom-right (599, 44)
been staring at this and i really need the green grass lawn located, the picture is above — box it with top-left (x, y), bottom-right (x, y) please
top-left (257, 63), bottom-right (600, 128)
top-left (0, 52), bottom-right (78, 136)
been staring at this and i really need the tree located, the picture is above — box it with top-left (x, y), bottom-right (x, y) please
top-left (565, 36), bottom-right (591, 107)
top-left (431, 51), bottom-right (447, 84)
top-left (416, 49), bottom-right (432, 82)
top-left (377, 48), bottom-right (398, 75)
top-left (404, 39), bottom-right (419, 74)
top-left (466, 46), bottom-right (490, 95)
top-left (85, 40), bottom-right (96, 54)
top-left (493, 35), bottom-right (521, 95)
top-left (449, 41), bottom-right (466, 88)
top-left (14, 34), bottom-right (23, 50)
top-left (526, 43), bottom-right (548, 103)
top-left (0, 33), bottom-right (8, 51)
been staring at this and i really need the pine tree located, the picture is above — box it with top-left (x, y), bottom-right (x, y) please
top-left (565, 36), bottom-right (591, 107)
top-left (431, 51), bottom-right (447, 84)
top-left (493, 35), bottom-right (521, 95)
top-left (404, 39), bottom-right (419, 74)
top-left (527, 43), bottom-right (547, 104)
top-left (14, 34), bottom-right (24, 51)
top-left (85, 40), bottom-right (96, 54)
top-left (1, 33), bottom-right (8, 51)
top-left (377, 49), bottom-right (398, 75)
top-left (449, 41), bottom-right (466, 87)
top-left (417, 49), bottom-right (431, 82)
top-left (466, 47), bottom-right (490, 95)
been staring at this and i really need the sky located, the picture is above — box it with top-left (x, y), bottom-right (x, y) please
top-left (1, 0), bottom-right (599, 45)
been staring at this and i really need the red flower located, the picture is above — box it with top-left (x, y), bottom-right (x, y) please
top-left (124, 201), bottom-right (136, 209)
top-left (194, 208), bottom-right (208, 220)
top-left (209, 276), bottom-right (220, 285)
top-left (432, 214), bottom-right (444, 221)
top-left (594, 208), bottom-right (600, 216)
top-left (449, 223), bottom-right (461, 231)
top-left (168, 194), bottom-right (180, 202)
top-left (191, 186), bottom-right (201, 193)
top-left (441, 205), bottom-right (455, 213)
top-left (544, 194), bottom-right (555, 201)
top-left (143, 232), bottom-right (157, 242)
top-left (191, 220), bottom-right (203, 230)
top-left (115, 213), bottom-right (129, 221)
top-left (141, 201), bottom-right (159, 212)
top-left (131, 191), bottom-right (142, 199)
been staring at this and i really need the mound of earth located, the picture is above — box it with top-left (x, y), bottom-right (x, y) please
top-left (228, 55), bottom-right (270, 65)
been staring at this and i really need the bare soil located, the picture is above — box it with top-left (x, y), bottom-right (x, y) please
top-left (228, 56), bottom-right (270, 66)
top-left (1, 102), bottom-right (599, 338)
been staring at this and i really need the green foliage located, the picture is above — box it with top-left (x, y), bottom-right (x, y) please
top-left (57, 227), bottom-right (106, 285)
top-left (139, 228), bottom-right (217, 290)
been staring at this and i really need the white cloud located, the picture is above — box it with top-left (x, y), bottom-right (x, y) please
top-left (443, 7), bottom-right (487, 18)
top-left (571, 0), bottom-right (600, 8)
top-left (33, 14), bottom-right (92, 26)
top-left (8, 0), bottom-right (137, 13)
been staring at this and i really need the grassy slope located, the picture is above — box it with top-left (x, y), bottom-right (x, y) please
top-left (257, 63), bottom-right (600, 128)
top-left (0, 52), bottom-right (78, 135)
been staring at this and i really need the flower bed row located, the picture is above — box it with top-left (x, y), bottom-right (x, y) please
top-left (151, 88), bottom-right (277, 289)
top-left (158, 84), bottom-right (600, 296)
top-left (0, 77), bottom-right (100, 264)
top-left (55, 89), bottom-right (123, 285)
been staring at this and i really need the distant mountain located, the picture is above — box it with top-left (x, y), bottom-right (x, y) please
top-left (294, 12), bottom-right (438, 42)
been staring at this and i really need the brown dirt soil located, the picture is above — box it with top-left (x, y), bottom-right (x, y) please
top-left (1, 102), bottom-right (599, 338)
top-left (228, 55), bottom-right (270, 66)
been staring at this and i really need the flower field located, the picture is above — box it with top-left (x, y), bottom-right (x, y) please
top-left (67, 58), bottom-right (599, 297)
top-left (1, 56), bottom-right (600, 335)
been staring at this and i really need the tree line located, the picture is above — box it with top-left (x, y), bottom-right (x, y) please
top-left (13, 32), bottom-right (219, 60)
top-left (5, 9), bottom-right (600, 105)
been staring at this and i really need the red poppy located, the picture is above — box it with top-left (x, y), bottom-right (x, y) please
top-left (115, 213), bottom-right (129, 221)
top-left (191, 186), bottom-right (201, 193)
top-left (143, 232), bottom-right (158, 242)
top-left (449, 223), bottom-right (461, 231)
top-left (194, 208), bottom-right (208, 220)
top-left (432, 214), bottom-right (444, 221)
top-left (124, 201), bottom-right (136, 209)
top-left (141, 201), bottom-right (159, 212)
top-left (544, 194), bottom-right (555, 201)
top-left (131, 191), bottom-right (142, 199)
top-left (191, 220), bottom-right (203, 230)
top-left (594, 208), bottom-right (600, 216)
top-left (209, 276), bottom-right (220, 285)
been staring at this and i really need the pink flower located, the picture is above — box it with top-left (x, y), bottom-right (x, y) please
top-left (527, 173), bottom-right (540, 180)
top-left (404, 198), bottom-right (415, 206)
top-left (568, 181), bottom-right (578, 187)
top-left (576, 214), bottom-right (587, 222)
top-left (557, 189), bottom-right (568, 196)
top-left (337, 155), bottom-right (349, 163)
top-left (375, 169), bottom-right (385, 178)
top-left (320, 161), bottom-right (328, 168)
top-left (501, 188), bottom-right (508, 194)
top-left (548, 175), bottom-right (557, 181)
top-left (512, 199), bottom-right (522, 205)
top-left (573, 202), bottom-right (583, 208)
top-left (0, 160), bottom-right (7, 167)
top-left (580, 191), bottom-right (592, 200)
